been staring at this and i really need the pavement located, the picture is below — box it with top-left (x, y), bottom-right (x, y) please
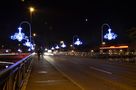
top-left (24, 55), bottom-right (80, 90)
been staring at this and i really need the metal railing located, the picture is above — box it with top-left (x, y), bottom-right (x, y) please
top-left (0, 54), bottom-right (33, 90)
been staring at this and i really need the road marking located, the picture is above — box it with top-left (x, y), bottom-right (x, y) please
top-left (38, 71), bottom-right (48, 74)
top-left (35, 80), bottom-right (67, 83)
top-left (90, 66), bottom-right (112, 75)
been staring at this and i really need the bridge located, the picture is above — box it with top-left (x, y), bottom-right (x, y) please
top-left (0, 52), bottom-right (136, 90)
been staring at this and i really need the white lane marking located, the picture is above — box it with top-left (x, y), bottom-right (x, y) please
top-left (38, 71), bottom-right (48, 74)
top-left (35, 80), bottom-right (67, 83)
top-left (45, 56), bottom-right (85, 90)
top-left (90, 66), bottom-right (112, 75)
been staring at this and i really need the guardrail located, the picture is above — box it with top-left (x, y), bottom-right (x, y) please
top-left (0, 54), bottom-right (33, 90)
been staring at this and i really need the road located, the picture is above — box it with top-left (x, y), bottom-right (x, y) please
top-left (44, 55), bottom-right (136, 90)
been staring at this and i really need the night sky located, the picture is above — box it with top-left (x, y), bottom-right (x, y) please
top-left (0, 0), bottom-right (136, 49)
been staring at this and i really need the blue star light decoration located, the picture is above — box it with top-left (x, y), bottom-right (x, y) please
top-left (11, 27), bottom-right (34, 51)
top-left (104, 29), bottom-right (117, 40)
top-left (55, 45), bottom-right (59, 49)
top-left (74, 38), bottom-right (82, 45)
top-left (11, 27), bottom-right (28, 42)
top-left (23, 39), bottom-right (31, 47)
top-left (23, 39), bottom-right (35, 50)
top-left (61, 43), bottom-right (66, 48)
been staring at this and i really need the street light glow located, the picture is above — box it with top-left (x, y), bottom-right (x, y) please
top-left (29, 7), bottom-right (35, 12)
top-left (33, 33), bottom-right (36, 37)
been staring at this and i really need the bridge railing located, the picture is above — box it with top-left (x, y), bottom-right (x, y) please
top-left (0, 53), bottom-right (33, 90)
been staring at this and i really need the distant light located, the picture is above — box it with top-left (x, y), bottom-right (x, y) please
top-left (55, 45), bottom-right (59, 49)
top-left (85, 18), bottom-right (88, 22)
top-left (21, 0), bottom-right (25, 2)
top-left (33, 44), bottom-right (36, 46)
top-left (120, 49), bottom-right (123, 52)
top-left (102, 42), bottom-right (106, 45)
top-left (51, 47), bottom-right (55, 50)
top-left (71, 50), bottom-right (74, 52)
top-left (18, 49), bottom-right (22, 53)
top-left (28, 48), bottom-right (31, 51)
top-left (60, 41), bottom-right (64, 44)
top-left (74, 38), bottom-right (82, 45)
top-left (5, 65), bottom-right (9, 68)
top-left (61, 43), bottom-right (66, 48)
top-left (45, 48), bottom-right (48, 51)
top-left (91, 50), bottom-right (94, 53)
top-left (70, 45), bottom-right (73, 47)
top-left (100, 45), bottom-right (128, 49)
top-left (104, 29), bottom-right (117, 40)
top-left (33, 33), bottom-right (36, 37)
top-left (5, 50), bottom-right (9, 53)
top-left (48, 50), bottom-right (52, 53)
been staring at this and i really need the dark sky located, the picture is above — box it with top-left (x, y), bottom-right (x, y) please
top-left (0, 0), bottom-right (136, 48)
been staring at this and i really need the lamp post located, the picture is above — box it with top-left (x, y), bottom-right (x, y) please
top-left (101, 23), bottom-right (117, 45)
top-left (10, 21), bottom-right (34, 51)
top-left (19, 21), bottom-right (32, 44)
top-left (19, 21), bottom-right (35, 51)
top-left (101, 23), bottom-right (111, 45)
top-left (72, 35), bottom-right (78, 49)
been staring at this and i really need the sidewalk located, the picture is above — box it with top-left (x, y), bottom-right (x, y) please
top-left (24, 55), bottom-right (80, 90)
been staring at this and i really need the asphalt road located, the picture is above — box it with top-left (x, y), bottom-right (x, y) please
top-left (44, 55), bottom-right (136, 90)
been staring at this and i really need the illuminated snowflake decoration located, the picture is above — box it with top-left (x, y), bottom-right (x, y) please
top-left (74, 38), bottom-right (82, 45)
top-left (55, 45), bottom-right (59, 49)
top-left (51, 47), bottom-right (55, 50)
top-left (23, 39), bottom-right (31, 47)
top-left (61, 43), bottom-right (66, 48)
top-left (31, 45), bottom-right (35, 50)
top-left (23, 39), bottom-right (35, 51)
top-left (104, 29), bottom-right (117, 40)
top-left (28, 48), bottom-right (31, 51)
top-left (11, 27), bottom-right (28, 42)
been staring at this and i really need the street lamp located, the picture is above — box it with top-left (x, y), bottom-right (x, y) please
top-left (101, 23), bottom-right (117, 45)
top-left (72, 35), bottom-right (78, 49)
top-left (11, 21), bottom-right (34, 51)
top-left (29, 6), bottom-right (35, 21)
top-left (33, 33), bottom-right (36, 37)
top-left (20, 21), bottom-right (35, 51)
